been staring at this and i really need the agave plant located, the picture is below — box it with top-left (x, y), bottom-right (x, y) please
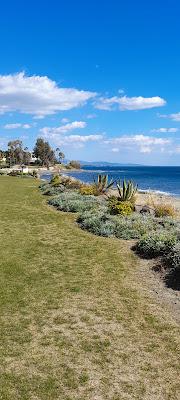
top-left (93, 174), bottom-right (115, 194)
top-left (116, 179), bottom-right (138, 201)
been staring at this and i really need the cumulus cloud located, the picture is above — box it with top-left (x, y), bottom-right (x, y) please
top-left (47, 133), bottom-right (104, 148)
top-left (95, 95), bottom-right (166, 111)
top-left (151, 127), bottom-right (178, 133)
top-left (40, 121), bottom-right (86, 137)
top-left (104, 134), bottom-right (170, 146)
top-left (158, 112), bottom-right (180, 121)
top-left (4, 123), bottom-right (31, 129)
top-left (0, 72), bottom-right (96, 117)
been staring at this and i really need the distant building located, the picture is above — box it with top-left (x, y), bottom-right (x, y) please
top-left (29, 152), bottom-right (38, 163)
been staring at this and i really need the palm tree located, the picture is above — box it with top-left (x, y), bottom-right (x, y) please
top-left (58, 151), bottom-right (65, 164)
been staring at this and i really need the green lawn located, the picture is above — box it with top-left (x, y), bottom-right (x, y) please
top-left (0, 176), bottom-right (179, 400)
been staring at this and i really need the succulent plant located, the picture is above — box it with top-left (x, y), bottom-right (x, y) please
top-left (93, 174), bottom-right (114, 194)
top-left (116, 179), bottom-right (138, 202)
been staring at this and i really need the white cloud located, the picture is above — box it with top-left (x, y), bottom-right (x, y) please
top-left (151, 127), bottom-right (178, 133)
top-left (158, 112), bottom-right (180, 121)
top-left (86, 113), bottom-right (97, 119)
top-left (104, 134), bottom-right (171, 155)
top-left (118, 89), bottom-right (125, 94)
top-left (61, 118), bottom-right (69, 123)
top-left (111, 147), bottom-right (119, 152)
top-left (95, 95), bottom-right (166, 111)
top-left (105, 134), bottom-right (170, 146)
top-left (0, 72), bottom-right (96, 117)
top-left (46, 133), bottom-right (103, 148)
top-left (4, 123), bottom-right (31, 129)
top-left (40, 121), bottom-right (86, 137)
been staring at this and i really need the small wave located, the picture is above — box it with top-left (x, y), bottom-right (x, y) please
top-left (139, 189), bottom-right (172, 196)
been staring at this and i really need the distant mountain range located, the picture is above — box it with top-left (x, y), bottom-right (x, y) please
top-left (79, 161), bottom-right (142, 167)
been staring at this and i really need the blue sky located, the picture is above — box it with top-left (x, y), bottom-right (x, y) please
top-left (0, 0), bottom-right (180, 165)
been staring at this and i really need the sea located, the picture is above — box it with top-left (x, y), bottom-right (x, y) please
top-left (41, 166), bottom-right (180, 197)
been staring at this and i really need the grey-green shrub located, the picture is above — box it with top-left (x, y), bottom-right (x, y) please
top-left (78, 209), bottom-right (180, 242)
top-left (135, 232), bottom-right (177, 258)
top-left (77, 207), bottom-right (114, 237)
top-left (39, 182), bottom-right (50, 192)
top-left (48, 191), bottom-right (105, 213)
top-left (43, 185), bottom-right (65, 196)
top-left (78, 210), bottom-right (149, 239)
top-left (165, 242), bottom-right (180, 290)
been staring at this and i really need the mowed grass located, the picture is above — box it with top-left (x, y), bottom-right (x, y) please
top-left (0, 176), bottom-right (179, 400)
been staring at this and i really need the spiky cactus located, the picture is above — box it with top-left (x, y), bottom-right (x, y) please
top-left (116, 179), bottom-right (138, 201)
top-left (93, 174), bottom-right (114, 194)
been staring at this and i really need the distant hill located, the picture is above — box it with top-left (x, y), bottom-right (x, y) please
top-left (79, 161), bottom-right (142, 167)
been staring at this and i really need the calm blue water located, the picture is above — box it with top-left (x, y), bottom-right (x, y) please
top-left (61, 166), bottom-right (180, 197)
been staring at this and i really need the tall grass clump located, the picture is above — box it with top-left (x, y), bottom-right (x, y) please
top-left (154, 203), bottom-right (176, 218)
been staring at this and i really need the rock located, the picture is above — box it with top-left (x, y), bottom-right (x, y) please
top-left (140, 205), bottom-right (155, 215)
top-left (134, 204), bottom-right (155, 215)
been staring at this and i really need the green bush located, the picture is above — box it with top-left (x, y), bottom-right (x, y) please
top-left (135, 232), bottom-right (177, 258)
top-left (50, 174), bottom-right (61, 186)
top-left (109, 200), bottom-right (133, 215)
top-left (79, 184), bottom-right (96, 195)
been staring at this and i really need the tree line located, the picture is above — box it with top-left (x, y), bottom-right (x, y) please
top-left (0, 138), bottom-right (81, 169)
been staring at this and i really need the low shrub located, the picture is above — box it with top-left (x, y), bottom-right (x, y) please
top-left (155, 203), bottom-right (176, 218)
top-left (77, 207), bottom-right (114, 237)
top-left (164, 243), bottom-right (180, 289)
top-left (50, 174), bottom-right (61, 187)
top-left (8, 170), bottom-right (22, 176)
top-left (79, 184), bottom-right (96, 195)
top-left (109, 200), bottom-right (133, 216)
top-left (78, 210), bottom-right (158, 240)
top-left (114, 214), bottom-right (157, 239)
top-left (39, 182), bottom-right (51, 192)
top-left (48, 191), bottom-right (104, 213)
top-left (43, 185), bottom-right (65, 196)
top-left (67, 160), bottom-right (81, 169)
top-left (135, 232), bottom-right (177, 258)
top-left (65, 178), bottom-right (82, 189)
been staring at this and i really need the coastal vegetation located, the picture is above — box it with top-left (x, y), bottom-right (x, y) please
top-left (42, 174), bottom-right (180, 290)
top-left (0, 175), bottom-right (180, 399)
